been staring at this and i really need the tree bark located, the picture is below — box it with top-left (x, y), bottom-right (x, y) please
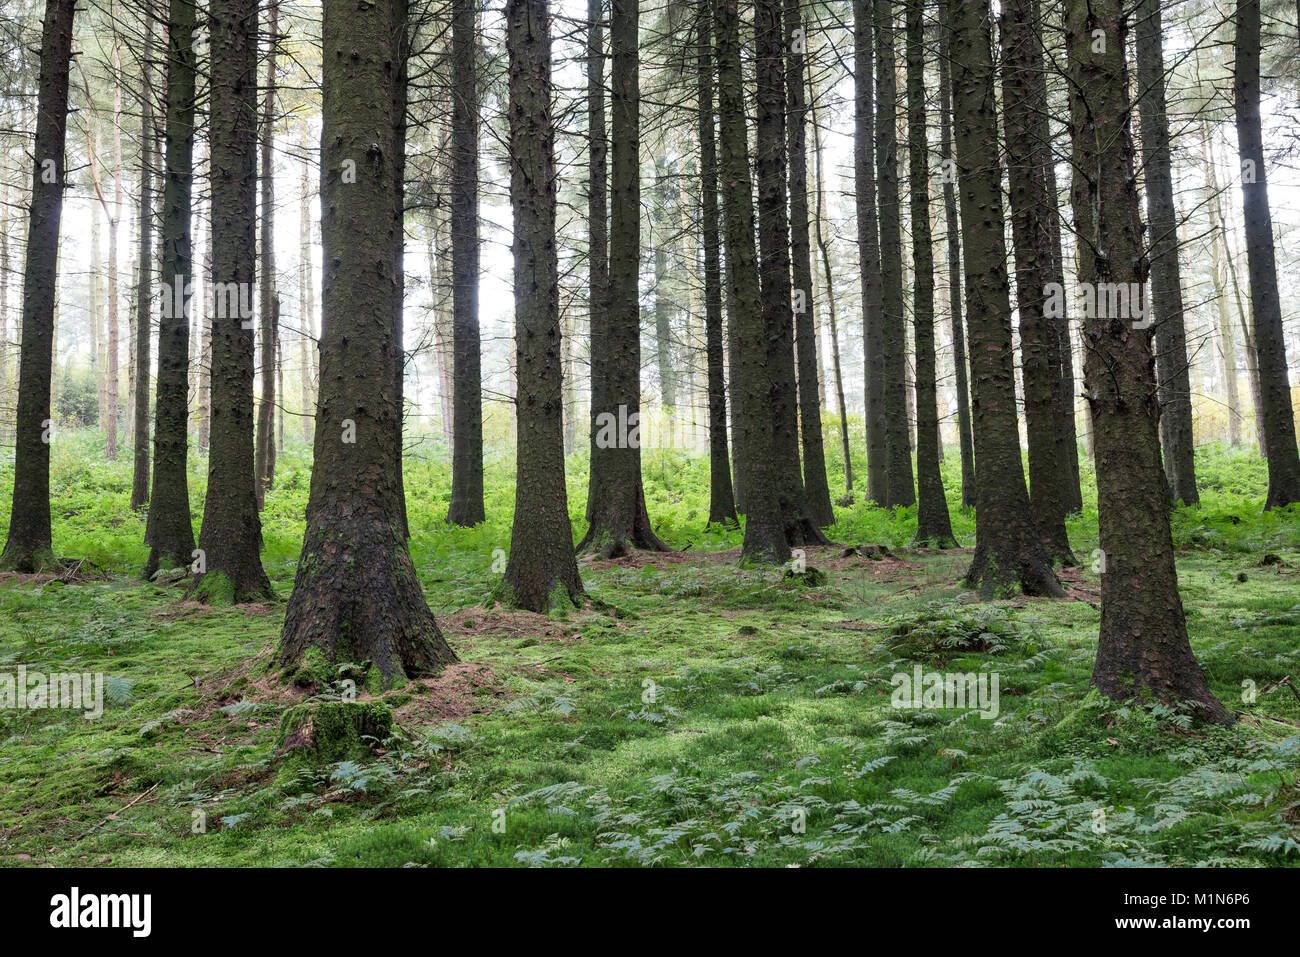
top-left (756, 0), bottom-right (827, 546)
top-left (255, 0), bottom-right (279, 508)
top-left (446, 0), bottom-right (485, 526)
top-left (144, 0), bottom-right (199, 578)
top-left (698, 11), bottom-right (738, 528)
top-left (950, 0), bottom-right (1062, 598)
top-left (715, 0), bottom-right (790, 564)
top-left (855, 0), bottom-right (886, 505)
top-left (130, 6), bottom-right (159, 511)
top-left (809, 81), bottom-right (853, 501)
top-left (1000, 0), bottom-right (1074, 563)
top-left (906, 0), bottom-right (956, 546)
top-left (298, 150), bottom-right (314, 442)
top-left (585, 0), bottom-right (608, 522)
top-left (787, 0), bottom-right (835, 528)
top-left (0, 0), bottom-right (76, 571)
top-left (1234, 0), bottom-right (1300, 508)
top-left (1135, 0), bottom-right (1198, 505)
top-left (937, 0), bottom-right (974, 509)
top-left (1067, 0), bottom-right (1227, 720)
top-left (195, 0), bottom-right (272, 602)
top-left (502, 0), bottom-right (584, 612)
top-left (1201, 124), bottom-right (1242, 447)
top-left (876, 0), bottom-right (914, 508)
top-left (579, 0), bottom-right (669, 557)
top-left (279, 0), bottom-right (455, 680)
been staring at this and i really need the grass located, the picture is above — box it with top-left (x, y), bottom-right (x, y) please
top-left (0, 432), bottom-right (1298, 867)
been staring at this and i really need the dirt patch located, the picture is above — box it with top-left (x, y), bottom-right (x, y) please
top-left (580, 548), bottom-right (704, 571)
top-left (393, 663), bottom-right (507, 726)
top-left (440, 606), bottom-right (588, 645)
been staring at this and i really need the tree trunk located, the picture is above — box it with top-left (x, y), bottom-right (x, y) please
top-left (696, 12), bottom-right (738, 528)
top-left (130, 6), bottom-right (158, 511)
top-left (255, 0), bottom-right (279, 508)
top-left (1000, 0), bottom-right (1074, 563)
top-left (937, 0), bottom-right (975, 509)
top-left (949, 0), bottom-right (1062, 598)
top-left (298, 150), bottom-right (314, 442)
top-left (1135, 0), bottom-right (1198, 505)
top-left (500, 0), bottom-right (584, 612)
top-left (786, 0), bottom-right (835, 528)
top-left (195, 0), bottom-right (272, 603)
top-left (809, 84), bottom-right (852, 500)
top-left (1067, 0), bottom-right (1227, 720)
top-left (906, 0), bottom-right (956, 546)
top-left (715, 0), bottom-right (790, 564)
top-left (0, 0), bottom-right (76, 571)
top-left (0, 181), bottom-right (9, 447)
top-left (585, 0), bottom-right (608, 522)
top-left (1235, 0), bottom-right (1300, 508)
top-left (756, 0), bottom-right (827, 546)
top-left (279, 0), bottom-right (455, 680)
top-left (447, 0), bottom-right (485, 526)
top-left (854, 0), bottom-right (887, 505)
top-left (579, 0), bottom-right (668, 557)
top-left (197, 176), bottom-right (212, 453)
top-left (875, 0), bottom-right (914, 507)
top-left (144, 0), bottom-right (199, 578)
top-left (1201, 124), bottom-right (1242, 447)
top-left (106, 35), bottom-right (124, 463)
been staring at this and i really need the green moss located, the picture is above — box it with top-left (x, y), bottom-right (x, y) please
top-left (275, 700), bottom-right (394, 764)
top-left (283, 644), bottom-right (336, 689)
top-left (191, 570), bottom-right (236, 606)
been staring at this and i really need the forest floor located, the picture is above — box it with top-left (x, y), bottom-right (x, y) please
top-left (1, 434), bottom-right (1298, 867)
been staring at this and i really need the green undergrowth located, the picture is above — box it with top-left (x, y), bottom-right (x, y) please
top-left (0, 435), bottom-right (1297, 866)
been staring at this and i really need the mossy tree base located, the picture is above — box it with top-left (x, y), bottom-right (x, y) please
top-left (276, 700), bottom-right (395, 763)
top-left (279, 529), bottom-right (457, 684)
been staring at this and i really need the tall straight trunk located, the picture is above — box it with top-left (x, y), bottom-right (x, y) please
top-left (130, 6), bottom-right (158, 510)
top-left (1235, 0), bottom-right (1300, 508)
top-left (585, 0), bottom-right (608, 521)
top-left (1135, 0), bottom-right (1197, 505)
top-left (937, 0), bottom-right (974, 508)
top-left (502, 0), bottom-right (584, 611)
top-left (1036, 48), bottom-right (1083, 514)
top-left (106, 31), bottom-right (124, 462)
top-left (145, 0), bottom-right (198, 577)
top-left (653, 192), bottom-right (675, 428)
top-left (787, 0), bottom-right (834, 528)
top-left (1201, 124), bottom-right (1242, 446)
top-left (0, 181), bottom-right (9, 446)
top-left (579, 0), bottom-right (668, 556)
top-left (756, 0), bottom-right (826, 546)
top-left (906, 0), bottom-right (955, 546)
top-left (698, 13), bottom-right (738, 527)
top-left (91, 196), bottom-right (105, 430)
top-left (810, 86), bottom-right (852, 499)
top-left (1218, 139), bottom-right (1266, 456)
top-left (255, 0), bottom-right (279, 508)
top-left (1067, 0), bottom-right (1227, 720)
top-left (715, 0), bottom-right (789, 564)
top-left (855, 0), bottom-right (886, 504)
top-left (1000, 0), bottom-right (1074, 563)
top-left (949, 0), bottom-right (1062, 598)
top-left (298, 150), bottom-right (314, 442)
top-left (876, 0), bottom-right (914, 507)
top-left (197, 175), bottom-right (212, 452)
top-left (0, 0), bottom-right (76, 571)
top-left (427, 222), bottom-right (453, 445)
top-left (279, 0), bottom-right (455, 679)
top-left (390, 0), bottom-right (410, 543)
top-left (446, 0), bottom-right (485, 526)
top-left (195, 0), bottom-right (272, 602)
